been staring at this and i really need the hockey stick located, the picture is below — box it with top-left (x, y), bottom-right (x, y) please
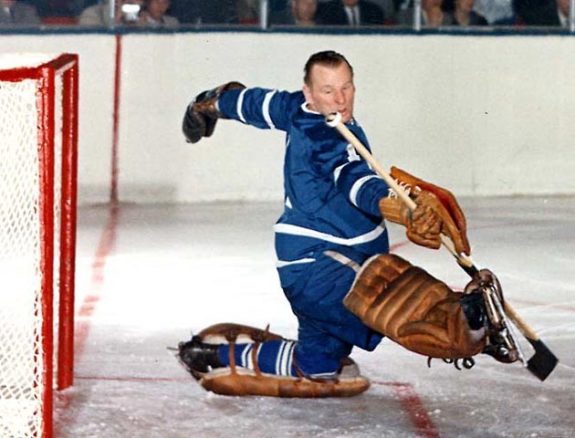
top-left (326, 112), bottom-right (558, 381)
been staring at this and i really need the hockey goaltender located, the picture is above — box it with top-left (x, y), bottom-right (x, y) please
top-left (175, 50), bottom-right (516, 397)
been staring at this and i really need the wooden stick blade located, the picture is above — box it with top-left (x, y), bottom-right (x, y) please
top-left (526, 338), bottom-right (559, 381)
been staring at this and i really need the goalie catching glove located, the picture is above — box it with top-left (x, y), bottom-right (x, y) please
top-left (182, 81), bottom-right (246, 144)
top-left (379, 167), bottom-right (471, 256)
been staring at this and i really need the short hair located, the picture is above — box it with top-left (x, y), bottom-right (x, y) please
top-left (303, 50), bottom-right (354, 86)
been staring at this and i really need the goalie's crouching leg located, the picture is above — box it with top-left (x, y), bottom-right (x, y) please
top-left (177, 323), bottom-right (370, 398)
top-left (344, 254), bottom-right (487, 360)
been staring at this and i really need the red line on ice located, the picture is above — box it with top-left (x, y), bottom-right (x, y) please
top-left (374, 381), bottom-right (440, 438)
top-left (75, 204), bottom-right (119, 358)
top-left (390, 240), bottom-right (410, 252)
top-left (75, 375), bottom-right (189, 383)
top-left (55, 204), bottom-right (119, 436)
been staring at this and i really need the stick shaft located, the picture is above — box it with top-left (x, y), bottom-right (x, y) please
top-left (503, 301), bottom-right (539, 340)
top-left (333, 123), bottom-right (417, 210)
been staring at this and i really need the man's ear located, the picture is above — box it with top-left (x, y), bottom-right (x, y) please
top-left (303, 84), bottom-right (313, 105)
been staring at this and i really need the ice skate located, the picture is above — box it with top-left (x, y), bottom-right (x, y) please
top-left (463, 269), bottom-right (520, 364)
top-left (177, 335), bottom-right (224, 379)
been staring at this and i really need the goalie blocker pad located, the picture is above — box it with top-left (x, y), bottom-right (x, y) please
top-left (344, 254), bottom-right (486, 359)
top-left (190, 323), bottom-right (370, 398)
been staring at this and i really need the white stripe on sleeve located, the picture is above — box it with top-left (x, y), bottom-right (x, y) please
top-left (262, 90), bottom-right (277, 129)
top-left (349, 175), bottom-right (381, 207)
top-left (236, 88), bottom-right (247, 123)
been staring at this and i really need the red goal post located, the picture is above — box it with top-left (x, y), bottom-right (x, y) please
top-left (0, 53), bottom-right (78, 438)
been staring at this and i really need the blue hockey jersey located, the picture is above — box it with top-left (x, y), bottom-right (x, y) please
top-left (218, 88), bottom-right (391, 287)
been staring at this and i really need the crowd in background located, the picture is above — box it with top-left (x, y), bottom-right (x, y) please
top-left (0, 0), bottom-right (571, 28)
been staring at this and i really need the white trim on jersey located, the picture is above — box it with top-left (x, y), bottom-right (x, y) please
top-left (301, 102), bottom-right (320, 114)
top-left (324, 250), bottom-right (361, 272)
top-left (276, 257), bottom-right (316, 268)
top-left (237, 88), bottom-right (247, 123)
top-left (349, 174), bottom-right (381, 207)
top-left (262, 90), bottom-right (277, 129)
top-left (274, 222), bottom-right (385, 246)
top-left (333, 162), bottom-right (349, 184)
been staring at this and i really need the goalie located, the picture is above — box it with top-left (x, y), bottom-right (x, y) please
top-left (177, 50), bottom-right (513, 397)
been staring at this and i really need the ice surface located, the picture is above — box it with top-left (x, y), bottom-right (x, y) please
top-left (55, 197), bottom-right (575, 437)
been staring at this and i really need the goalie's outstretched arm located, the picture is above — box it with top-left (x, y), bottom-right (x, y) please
top-left (183, 84), bottom-right (296, 143)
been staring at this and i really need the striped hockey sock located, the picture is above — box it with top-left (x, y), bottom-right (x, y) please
top-left (217, 339), bottom-right (297, 376)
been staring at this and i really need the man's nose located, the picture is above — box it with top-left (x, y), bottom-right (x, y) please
top-left (334, 90), bottom-right (345, 104)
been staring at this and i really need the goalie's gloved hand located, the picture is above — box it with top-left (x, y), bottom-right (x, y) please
top-left (390, 166), bottom-right (471, 255)
top-left (182, 81), bottom-right (246, 144)
top-left (379, 191), bottom-right (470, 255)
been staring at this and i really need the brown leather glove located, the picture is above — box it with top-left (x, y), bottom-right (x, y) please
top-left (379, 168), bottom-right (471, 256)
top-left (182, 81), bottom-right (246, 144)
top-left (390, 166), bottom-right (470, 255)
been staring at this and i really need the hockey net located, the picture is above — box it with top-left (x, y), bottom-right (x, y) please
top-left (0, 53), bottom-right (78, 438)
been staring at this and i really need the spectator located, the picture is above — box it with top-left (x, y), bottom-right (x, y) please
top-left (139, 0), bottom-right (178, 26)
top-left (0, 0), bottom-right (40, 25)
top-left (556, 0), bottom-right (570, 26)
top-left (393, 0), bottom-right (415, 25)
top-left (395, 0), bottom-right (493, 26)
top-left (78, 0), bottom-right (146, 26)
top-left (69, 0), bottom-right (100, 16)
top-left (317, 0), bottom-right (385, 25)
top-left (272, 0), bottom-right (319, 25)
top-left (474, 0), bottom-right (514, 24)
top-left (513, 0), bottom-right (560, 24)
top-left (422, 0), bottom-right (450, 25)
top-left (236, 0), bottom-right (259, 24)
top-left (29, 0), bottom-right (67, 17)
top-left (453, 0), bottom-right (488, 24)
top-left (421, 0), bottom-right (488, 26)
top-left (368, 0), bottom-right (397, 23)
top-left (170, 0), bottom-right (237, 24)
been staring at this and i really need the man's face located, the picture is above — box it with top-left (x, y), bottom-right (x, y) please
top-left (293, 0), bottom-right (317, 22)
top-left (303, 62), bottom-right (355, 123)
top-left (147, 0), bottom-right (171, 18)
top-left (456, 0), bottom-right (474, 13)
top-left (558, 0), bottom-right (569, 15)
top-left (343, 0), bottom-right (359, 6)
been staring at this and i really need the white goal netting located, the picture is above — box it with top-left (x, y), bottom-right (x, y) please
top-left (0, 53), bottom-right (76, 438)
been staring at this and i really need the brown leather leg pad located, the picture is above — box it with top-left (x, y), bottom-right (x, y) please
top-left (344, 254), bottom-right (485, 359)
